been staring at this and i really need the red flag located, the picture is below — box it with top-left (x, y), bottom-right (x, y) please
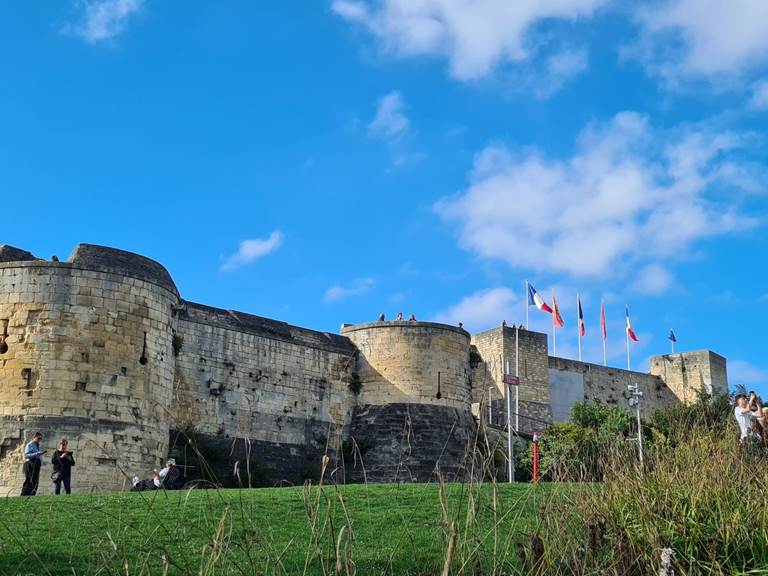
top-left (600, 301), bottom-right (607, 341)
top-left (552, 293), bottom-right (564, 328)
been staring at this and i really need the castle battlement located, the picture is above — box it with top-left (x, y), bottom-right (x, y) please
top-left (0, 244), bottom-right (727, 494)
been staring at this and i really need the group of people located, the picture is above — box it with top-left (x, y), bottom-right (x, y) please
top-left (734, 392), bottom-right (768, 448)
top-left (21, 432), bottom-right (75, 496)
top-left (21, 431), bottom-right (184, 495)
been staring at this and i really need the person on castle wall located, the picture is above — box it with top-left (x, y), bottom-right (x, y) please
top-left (51, 438), bottom-right (75, 495)
top-left (20, 432), bottom-right (47, 496)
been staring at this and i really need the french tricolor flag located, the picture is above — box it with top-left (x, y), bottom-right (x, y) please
top-left (577, 295), bottom-right (585, 337)
top-left (528, 284), bottom-right (553, 314)
top-left (625, 306), bottom-right (639, 342)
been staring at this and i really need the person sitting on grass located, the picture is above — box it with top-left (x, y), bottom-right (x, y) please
top-left (734, 392), bottom-right (761, 447)
top-left (158, 458), bottom-right (184, 490)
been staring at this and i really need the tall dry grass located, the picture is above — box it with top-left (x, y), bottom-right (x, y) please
top-left (534, 430), bottom-right (768, 576)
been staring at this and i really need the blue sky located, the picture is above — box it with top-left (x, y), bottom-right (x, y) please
top-left (2, 1), bottom-right (767, 394)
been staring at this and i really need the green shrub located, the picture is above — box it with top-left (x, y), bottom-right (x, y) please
top-left (348, 372), bottom-right (362, 394)
top-left (537, 430), bottom-right (768, 575)
top-left (523, 400), bottom-right (635, 481)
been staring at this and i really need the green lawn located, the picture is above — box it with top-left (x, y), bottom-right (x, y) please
top-left (0, 482), bottom-right (550, 576)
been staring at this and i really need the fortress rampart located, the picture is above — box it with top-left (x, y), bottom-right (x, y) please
top-left (341, 321), bottom-right (475, 482)
top-left (0, 246), bottom-right (178, 496)
top-left (0, 243), bottom-right (730, 495)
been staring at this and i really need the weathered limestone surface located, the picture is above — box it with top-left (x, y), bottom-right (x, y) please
top-left (650, 351), bottom-right (728, 404)
top-left (0, 243), bottom-right (730, 494)
top-left (549, 357), bottom-right (679, 420)
top-left (0, 248), bottom-right (178, 496)
top-left (171, 302), bottom-right (357, 485)
top-left (347, 403), bottom-right (475, 483)
top-left (471, 326), bottom-right (553, 434)
top-left (342, 321), bottom-right (471, 410)
top-left (341, 322), bottom-right (475, 481)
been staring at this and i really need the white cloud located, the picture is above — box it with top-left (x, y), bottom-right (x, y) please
top-left (368, 91), bottom-right (410, 140)
top-left (534, 47), bottom-right (589, 98)
top-left (221, 231), bottom-right (284, 271)
top-left (332, 0), bottom-right (607, 81)
top-left (435, 112), bottom-right (759, 283)
top-left (71, 0), bottom-right (144, 43)
top-left (633, 0), bottom-right (768, 84)
top-left (729, 359), bottom-right (768, 386)
top-left (635, 265), bottom-right (674, 295)
top-left (324, 278), bottom-right (375, 303)
top-left (749, 79), bottom-right (768, 109)
top-left (433, 287), bottom-right (518, 332)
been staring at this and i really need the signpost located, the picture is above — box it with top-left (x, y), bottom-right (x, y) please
top-left (504, 367), bottom-right (519, 483)
top-left (627, 383), bottom-right (644, 469)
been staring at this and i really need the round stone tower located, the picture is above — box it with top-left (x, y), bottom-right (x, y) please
top-left (341, 320), bottom-right (475, 482)
top-left (0, 244), bottom-right (178, 495)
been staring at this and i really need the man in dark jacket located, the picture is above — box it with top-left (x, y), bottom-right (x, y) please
top-left (159, 458), bottom-right (184, 490)
top-left (51, 438), bottom-right (75, 494)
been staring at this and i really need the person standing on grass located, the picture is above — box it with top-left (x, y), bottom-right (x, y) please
top-left (734, 393), bottom-right (760, 445)
top-left (20, 431), bottom-right (46, 496)
top-left (51, 438), bottom-right (75, 494)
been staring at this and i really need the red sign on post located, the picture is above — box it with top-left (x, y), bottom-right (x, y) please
top-left (503, 374), bottom-right (519, 386)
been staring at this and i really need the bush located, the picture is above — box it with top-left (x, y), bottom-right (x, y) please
top-left (537, 429), bottom-right (768, 575)
top-left (650, 391), bottom-right (734, 446)
top-left (523, 400), bottom-right (635, 481)
top-left (348, 372), bottom-right (362, 394)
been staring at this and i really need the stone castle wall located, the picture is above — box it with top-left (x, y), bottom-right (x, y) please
top-left (0, 246), bottom-right (178, 496)
top-left (471, 326), bottom-right (553, 435)
top-left (341, 322), bottom-right (475, 482)
top-left (650, 351), bottom-right (729, 404)
top-left (0, 243), bottom-right (731, 493)
top-left (548, 357), bottom-right (679, 421)
top-left (170, 302), bottom-right (357, 485)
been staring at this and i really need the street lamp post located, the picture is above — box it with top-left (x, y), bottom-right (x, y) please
top-left (627, 383), bottom-right (644, 469)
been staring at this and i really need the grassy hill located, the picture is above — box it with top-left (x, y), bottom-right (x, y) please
top-left (0, 482), bottom-right (548, 576)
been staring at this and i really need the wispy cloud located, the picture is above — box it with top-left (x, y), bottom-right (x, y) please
top-left (749, 79), bottom-right (768, 109)
top-left (324, 277), bottom-right (375, 303)
top-left (729, 359), bottom-right (768, 386)
top-left (69, 0), bottom-right (144, 43)
top-left (433, 287), bottom-right (518, 332)
top-left (221, 231), bottom-right (284, 271)
top-left (532, 48), bottom-right (589, 99)
top-left (635, 265), bottom-right (674, 295)
top-left (368, 91), bottom-right (410, 140)
top-left (332, 0), bottom-right (606, 82)
top-left (435, 112), bottom-right (760, 287)
top-left (631, 0), bottom-right (768, 86)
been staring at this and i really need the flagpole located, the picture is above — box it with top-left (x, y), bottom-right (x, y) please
top-left (671, 330), bottom-right (675, 354)
top-left (626, 310), bottom-right (631, 371)
top-left (525, 281), bottom-right (529, 330)
top-left (602, 337), bottom-right (607, 367)
top-left (601, 299), bottom-right (607, 367)
top-left (577, 293), bottom-right (582, 362)
top-left (552, 290), bottom-right (556, 356)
